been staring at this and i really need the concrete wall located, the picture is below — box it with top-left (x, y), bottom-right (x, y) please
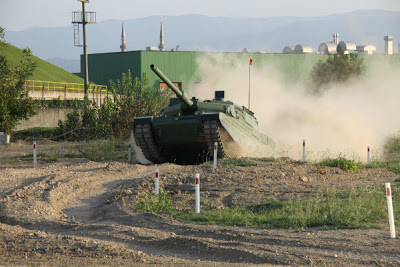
top-left (16, 109), bottom-right (70, 131)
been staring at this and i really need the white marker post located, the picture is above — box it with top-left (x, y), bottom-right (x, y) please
top-left (33, 141), bottom-right (37, 168)
top-left (302, 139), bottom-right (306, 162)
top-left (367, 146), bottom-right (370, 167)
top-left (385, 183), bottom-right (396, 238)
top-left (128, 143), bottom-right (132, 162)
top-left (195, 173), bottom-right (200, 214)
top-left (213, 142), bottom-right (218, 169)
top-left (155, 168), bottom-right (159, 195)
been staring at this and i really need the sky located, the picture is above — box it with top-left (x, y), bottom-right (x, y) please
top-left (1, 0), bottom-right (400, 31)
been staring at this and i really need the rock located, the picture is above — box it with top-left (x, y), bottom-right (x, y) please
top-left (300, 176), bottom-right (310, 182)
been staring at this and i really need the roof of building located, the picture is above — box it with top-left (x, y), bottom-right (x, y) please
top-left (356, 45), bottom-right (377, 52)
top-left (318, 42), bottom-right (337, 54)
top-left (282, 46), bottom-right (295, 54)
top-left (338, 41), bottom-right (356, 51)
top-left (294, 44), bottom-right (313, 54)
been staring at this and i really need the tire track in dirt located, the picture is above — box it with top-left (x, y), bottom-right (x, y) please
top-left (0, 159), bottom-right (399, 265)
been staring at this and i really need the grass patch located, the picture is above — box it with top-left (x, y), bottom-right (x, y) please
top-left (254, 157), bottom-right (276, 163)
top-left (3, 42), bottom-right (83, 83)
top-left (14, 139), bottom-right (127, 162)
top-left (37, 152), bottom-right (58, 163)
top-left (134, 191), bottom-right (174, 213)
top-left (220, 158), bottom-right (258, 167)
top-left (63, 152), bottom-right (82, 158)
top-left (368, 160), bottom-right (400, 174)
top-left (19, 152), bottom-right (59, 163)
top-left (11, 140), bottom-right (128, 164)
top-left (317, 157), bottom-right (361, 172)
top-left (79, 139), bottom-right (127, 161)
top-left (174, 186), bottom-right (395, 230)
top-left (12, 127), bottom-right (62, 141)
top-left (202, 157), bottom-right (275, 168)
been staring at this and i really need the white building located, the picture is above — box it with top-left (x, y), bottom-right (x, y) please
top-left (282, 46), bottom-right (295, 54)
top-left (338, 41), bottom-right (356, 54)
top-left (318, 42), bottom-right (337, 54)
top-left (384, 35), bottom-right (393, 55)
top-left (294, 44), bottom-right (313, 54)
top-left (356, 45), bottom-right (376, 55)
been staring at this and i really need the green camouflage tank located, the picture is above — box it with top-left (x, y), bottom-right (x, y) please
top-left (133, 64), bottom-right (275, 164)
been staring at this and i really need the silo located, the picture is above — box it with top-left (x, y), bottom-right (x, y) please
top-left (384, 35), bottom-right (393, 55)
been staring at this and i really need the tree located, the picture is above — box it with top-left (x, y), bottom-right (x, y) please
top-left (0, 35), bottom-right (37, 135)
top-left (309, 45), bottom-right (365, 94)
top-left (59, 70), bottom-right (169, 140)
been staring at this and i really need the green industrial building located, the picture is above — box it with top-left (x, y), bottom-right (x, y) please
top-left (79, 50), bottom-right (400, 91)
top-left (80, 51), bottom-right (326, 89)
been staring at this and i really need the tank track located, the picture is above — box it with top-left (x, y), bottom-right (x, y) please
top-left (202, 119), bottom-right (225, 158)
top-left (134, 123), bottom-right (164, 163)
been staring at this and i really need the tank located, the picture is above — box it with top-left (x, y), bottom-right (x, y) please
top-left (133, 64), bottom-right (275, 164)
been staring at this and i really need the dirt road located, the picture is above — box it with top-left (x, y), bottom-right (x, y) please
top-left (0, 141), bottom-right (399, 266)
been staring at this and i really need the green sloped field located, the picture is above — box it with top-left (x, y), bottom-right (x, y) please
top-left (1, 41), bottom-right (83, 83)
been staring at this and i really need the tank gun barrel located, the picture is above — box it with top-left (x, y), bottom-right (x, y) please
top-left (150, 64), bottom-right (194, 107)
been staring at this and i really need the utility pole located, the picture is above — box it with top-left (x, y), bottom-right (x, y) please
top-left (82, 1), bottom-right (89, 95)
top-left (248, 58), bottom-right (253, 110)
top-left (72, 0), bottom-right (96, 96)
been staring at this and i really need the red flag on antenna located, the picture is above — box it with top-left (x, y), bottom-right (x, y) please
top-left (250, 59), bottom-right (253, 66)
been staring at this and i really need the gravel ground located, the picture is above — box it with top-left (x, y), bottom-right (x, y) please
top-left (0, 140), bottom-right (399, 266)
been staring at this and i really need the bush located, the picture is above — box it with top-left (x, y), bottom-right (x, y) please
top-left (58, 71), bottom-right (169, 140)
top-left (317, 157), bottom-right (361, 172)
top-left (309, 45), bottom-right (365, 95)
top-left (384, 135), bottom-right (400, 161)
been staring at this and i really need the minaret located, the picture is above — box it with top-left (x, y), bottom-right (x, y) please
top-left (120, 21), bottom-right (127, 52)
top-left (158, 17), bottom-right (165, 51)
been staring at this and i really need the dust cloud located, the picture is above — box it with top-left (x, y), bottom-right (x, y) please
top-left (191, 53), bottom-right (400, 162)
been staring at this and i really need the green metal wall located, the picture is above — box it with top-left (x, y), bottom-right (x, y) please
top-left (82, 51), bottom-right (400, 91)
top-left (83, 51), bottom-right (142, 86)
top-left (140, 51), bottom-right (198, 90)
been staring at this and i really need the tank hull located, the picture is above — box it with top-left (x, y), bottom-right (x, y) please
top-left (133, 113), bottom-right (274, 164)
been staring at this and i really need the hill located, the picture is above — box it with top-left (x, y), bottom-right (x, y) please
top-left (1, 41), bottom-right (83, 83)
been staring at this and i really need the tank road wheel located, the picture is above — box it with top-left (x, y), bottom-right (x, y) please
top-left (134, 124), bottom-right (164, 164)
top-left (202, 120), bottom-right (225, 158)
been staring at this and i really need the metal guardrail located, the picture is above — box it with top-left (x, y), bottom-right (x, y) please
top-left (25, 80), bottom-right (108, 95)
top-left (25, 80), bottom-right (110, 106)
